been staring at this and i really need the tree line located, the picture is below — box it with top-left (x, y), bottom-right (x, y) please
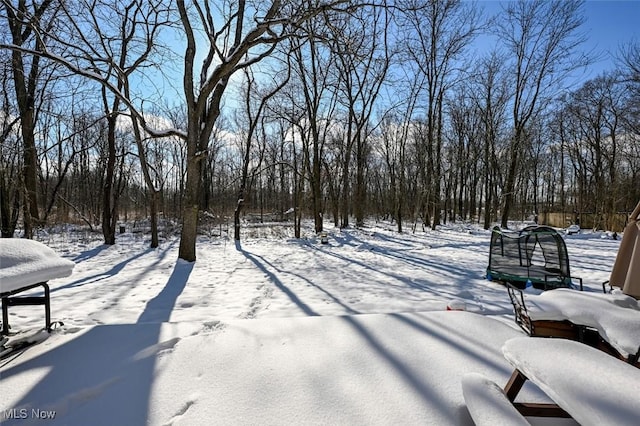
top-left (1, 0), bottom-right (639, 261)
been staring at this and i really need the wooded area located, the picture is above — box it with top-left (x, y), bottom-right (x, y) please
top-left (1, 0), bottom-right (639, 261)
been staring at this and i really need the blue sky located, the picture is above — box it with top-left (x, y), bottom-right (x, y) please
top-left (582, 0), bottom-right (640, 74)
top-left (133, 1), bottom-right (639, 110)
top-left (477, 0), bottom-right (639, 78)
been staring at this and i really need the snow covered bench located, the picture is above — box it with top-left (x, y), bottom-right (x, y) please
top-left (507, 285), bottom-right (640, 366)
top-left (0, 239), bottom-right (74, 335)
top-left (461, 373), bottom-right (529, 426)
top-left (502, 337), bottom-right (640, 424)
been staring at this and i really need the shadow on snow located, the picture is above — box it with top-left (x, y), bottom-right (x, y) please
top-left (0, 260), bottom-right (192, 425)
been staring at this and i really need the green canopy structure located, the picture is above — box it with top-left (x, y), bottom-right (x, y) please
top-left (486, 225), bottom-right (581, 290)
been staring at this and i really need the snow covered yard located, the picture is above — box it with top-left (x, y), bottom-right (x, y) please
top-left (0, 222), bottom-right (624, 425)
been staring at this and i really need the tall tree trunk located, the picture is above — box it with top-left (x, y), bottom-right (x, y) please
top-left (355, 131), bottom-right (366, 227)
top-left (483, 134), bottom-right (493, 230)
top-left (501, 129), bottom-right (523, 228)
top-left (149, 190), bottom-right (159, 248)
top-left (102, 114), bottom-right (117, 245)
top-left (311, 133), bottom-right (323, 233)
top-left (5, 1), bottom-right (57, 237)
top-left (10, 49), bottom-right (40, 238)
top-left (431, 91), bottom-right (444, 230)
top-left (179, 139), bottom-right (202, 261)
top-left (340, 133), bottom-right (352, 229)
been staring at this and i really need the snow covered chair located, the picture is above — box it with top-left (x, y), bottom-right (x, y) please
top-left (0, 239), bottom-right (74, 335)
top-left (507, 284), bottom-right (640, 367)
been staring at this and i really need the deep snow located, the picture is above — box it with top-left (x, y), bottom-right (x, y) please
top-left (0, 221), bottom-right (636, 425)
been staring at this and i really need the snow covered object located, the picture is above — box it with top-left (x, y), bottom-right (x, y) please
top-left (1, 238), bottom-right (74, 334)
top-left (0, 238), bottom-right (75, 292)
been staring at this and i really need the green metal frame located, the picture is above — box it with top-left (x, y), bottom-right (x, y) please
top-left (487, 226), bottom-right (581, 290)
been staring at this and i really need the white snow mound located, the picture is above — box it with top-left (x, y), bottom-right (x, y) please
top-left (0, 239), bottom-right (75, 293)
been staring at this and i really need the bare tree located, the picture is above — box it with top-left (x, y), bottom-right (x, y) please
top-left (619, 39), bottom-right (640, 85)
top-left (234, 66), bottom-right (289, 241)
top-left (289, 17), bottom-right (340, 234)
top-left (617, 40), bottom-right (640, 139)
top-left (462, 51), bottom-right (507, 229)
top-left (617, 40), bottom-right (640, 206)
top-left (560, 73), bottom-right (626, 228)
top-left (377, 67), bottom-right (425, 233)
top-left (269, 76), bottom-right (308, 238)
top-left (2, 0), bottom-right (61, 237)
top-left (2, 1), bottom-right (351, 259)
top-left (379, 115), bottom-right (406, 232)
top-left (1, 0), bottom-right (172, 244)
top-left (400, 0), bottom-right (482, 230)
top-left (174, 0), bottom-right (350, 258)
top-left (468, 51), bottom-right (509, 229)
top-left (0, 56), bottom-right (21, 237)
top-left (327, 3), bottom-right (391, 228)
top-left (497, 0), bottom-right (588, 228)
top-left (38, 86), bottom-right (98, 224)
top-left (445, 86), bottom-right (482, 223)
top-left (59, 0), bottom-right (171, 245)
